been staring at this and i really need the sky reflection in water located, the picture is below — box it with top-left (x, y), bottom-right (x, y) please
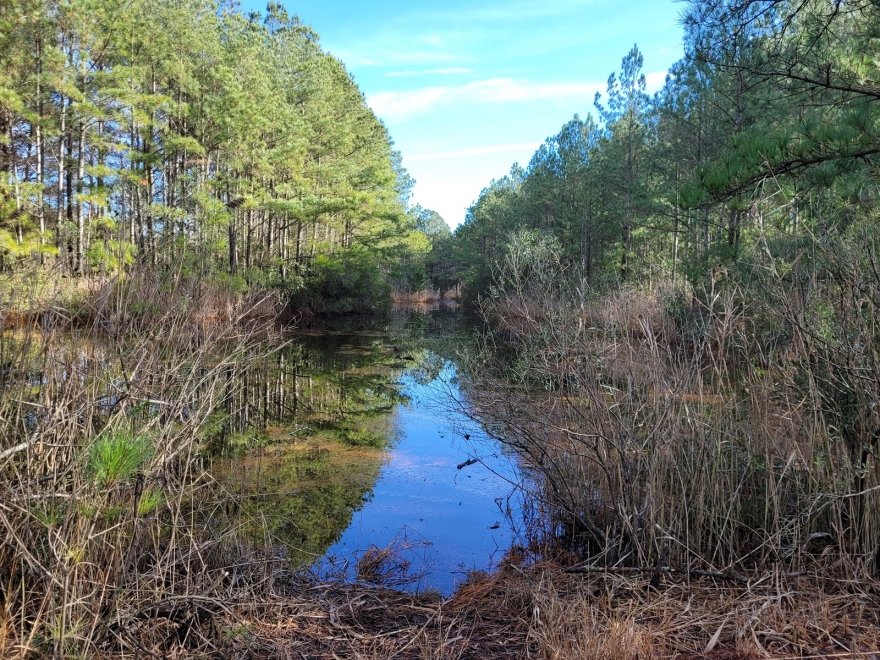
top-left (318, 358), bottom-right (527, 595)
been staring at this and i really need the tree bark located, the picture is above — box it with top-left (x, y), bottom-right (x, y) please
top-left (75, 122), bottom-right (86, 274)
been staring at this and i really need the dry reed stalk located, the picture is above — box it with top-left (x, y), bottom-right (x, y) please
top-left (183, 559), bottom-right (880, 658)
top-left (468, 270), bottom-right (880, 582)
top-left (0, 267), bottom-right (283, 657)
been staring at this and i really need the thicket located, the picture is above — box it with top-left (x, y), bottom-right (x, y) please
top-left (0, 271), bottom-right (285, 656)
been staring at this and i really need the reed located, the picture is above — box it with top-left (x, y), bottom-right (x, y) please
top-left (0, 266), bottom-right (281, 657)
top-left (465, 231), bottom-right (880, 581)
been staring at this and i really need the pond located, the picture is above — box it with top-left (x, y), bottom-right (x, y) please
top-left (210, 306), bottom-right (529, 595)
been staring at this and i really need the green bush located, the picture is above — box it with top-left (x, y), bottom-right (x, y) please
top-left (293, 246), bottom-right (391, 314)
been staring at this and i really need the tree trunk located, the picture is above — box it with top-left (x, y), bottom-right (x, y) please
top-left (75, 122), bottom-right (86, 274)
top-left (56, 95), bottom-right (67, 258)
top-left (35, 35), bottom-right (45, 262)
top-left (228, 210), bottom-right (238, 274)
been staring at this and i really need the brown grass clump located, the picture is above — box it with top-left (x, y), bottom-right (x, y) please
top-left (0, 263), bottom-right (281, 333)
top-left (467, 236), bottom-right (880, 582)
top-left (357, 545), bottom-right (411, 585)
top-left (527, 580), bottom-right (654, 660)
top-left (393, 286), bottom-right (461, 304)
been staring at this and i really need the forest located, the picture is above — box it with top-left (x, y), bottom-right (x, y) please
top-left (457, 2), bottom-right (879, 294)
top-left (2, 0), bottom-right (880, 657)
top-left (0, 0), bottom-right (443, 313)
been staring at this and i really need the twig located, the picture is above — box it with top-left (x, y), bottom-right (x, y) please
top-left (0, 429), bottom-right (40, 462)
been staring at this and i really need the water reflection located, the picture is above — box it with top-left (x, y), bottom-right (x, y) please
top-left (212, 307), bottom-right (528, 594)
top-left (319, 359), bottom-right (526, 594)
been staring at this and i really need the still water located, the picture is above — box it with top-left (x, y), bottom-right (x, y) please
top-left (213, 307), bottom-right (528, 595)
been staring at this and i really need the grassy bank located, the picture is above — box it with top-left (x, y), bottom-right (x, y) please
top-left (34, 551), bottom-right (870, 658)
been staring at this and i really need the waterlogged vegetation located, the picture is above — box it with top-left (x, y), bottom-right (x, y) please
top-left (207, 331), bottom-right (406, 565)
top-left (3, 0), bottom-right (880, 657)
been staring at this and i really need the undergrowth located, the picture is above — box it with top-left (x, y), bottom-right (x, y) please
top-left (0, 265), bottom-right (282, 657)
top-left (466, 228), bottom-right (880, 581)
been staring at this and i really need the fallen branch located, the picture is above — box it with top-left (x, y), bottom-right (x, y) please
top-left (0, 429), bottom-right (40, 462)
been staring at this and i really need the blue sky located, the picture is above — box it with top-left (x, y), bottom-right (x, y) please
top-left (242, 1), bottom-right (686, 227)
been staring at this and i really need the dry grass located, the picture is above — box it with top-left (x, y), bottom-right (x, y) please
top-left (5, 246), bottom-right (880, 657)
top-left (0, 265), bottom-right (283, 658)
top-left (392, 287), bottom-right (461, 304)
top-left (441, 233), bottom-right (880, 656)
top-left (105, 558), bottom-right (875, 658)
top-left (0, 263), bottom-right (280, 333)
top-left (468, 261), bottom-right (880, 579)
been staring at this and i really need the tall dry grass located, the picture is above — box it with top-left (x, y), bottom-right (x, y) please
top-left (467, 231), bottom-right (880, 582)
top-left (0, 267), bottom-right (282, 657)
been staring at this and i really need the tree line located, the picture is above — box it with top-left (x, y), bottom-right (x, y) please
top-left (455, 0), bottom-right (880, 298)
top-left (0, 0), bottom-right (434, 310)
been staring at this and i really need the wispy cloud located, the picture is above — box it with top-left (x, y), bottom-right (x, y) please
top-left (409, 142), bottom-right (543, 163)
top-left (330, 1), bottom-right (616, 72)
top-left (368, 78), bottom-right (606, 121)
top-left (369, 87), bottom-right (451, 119)
top-left (385, 67), bottom-right (473, 79)
top-left (332, 28), bottom-right (472, 68)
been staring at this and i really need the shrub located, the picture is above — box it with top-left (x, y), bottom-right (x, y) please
top-left (293, 246), bottom-right (391, 314)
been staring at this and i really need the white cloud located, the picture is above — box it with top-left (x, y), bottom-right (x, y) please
top-left (421, 34), bottom-right (445, 47)
top-left (645, 70), bottom-right (669, 92)
top-left (385, 67), bottom-right (473, 79)
top-left (409, 142), bottom-right (543, 163)
top-left (369, 87), bottom-right (451, 119)
top-left (469, 78), bottom-right (604, 103)
top-left (368, 78), bottom-right (606, 121)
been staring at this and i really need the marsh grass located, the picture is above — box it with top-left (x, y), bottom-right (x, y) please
top-left (5, 248), bottom-right (880, 657)
top-left (0, 266), bottom-right (283, 657)
top-left (466, 231), bottom-right (880, 584)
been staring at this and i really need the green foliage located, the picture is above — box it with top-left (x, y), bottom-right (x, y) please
top-left (490, 229), bottom-right (563, 299)
top-left (457, 1), bottom-right (880, 300)
top-left (212, 271), bottom-right (249, 295)
top-left (0, 0), bottom-right (420, 312)
top-left (295, 247), bottom-right (391, 314)
top-left (87, 431), bottom-right (152, 487)
top-left (136, 488), bottom-right (163, 516)
top-left (85, 238), bottom-right (135, 274)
